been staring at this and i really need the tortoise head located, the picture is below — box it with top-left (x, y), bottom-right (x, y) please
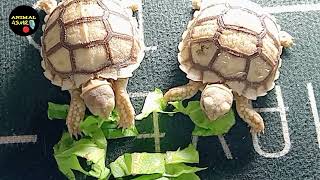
top-left (81, 79), bottom-right (115, 118)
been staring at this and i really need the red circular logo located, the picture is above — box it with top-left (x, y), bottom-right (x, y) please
top-left (22, 26), bottom-right (30, 33)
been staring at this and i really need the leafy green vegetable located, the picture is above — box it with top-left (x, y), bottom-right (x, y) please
top-left (110, 153), bottom-right (165, 178)
top-left (136, 88), bottom-right (168, 120)
top-left (48, 102), bottom-right (139, 140)
top-left (131, 153), bottom-right (166, 175)
top-left (101, 122), bottom-right (138, 139)
top-left (48, 102), bottom-right (69, 120)
top-left (170, 101), bottom-right (235, 136)
top-left (131, 173), bottom-right (201, 180)
top-left (165, 144), bottom-right (199, 164)
top-left (131, 174), bottom-right (163, 180)
top-left (50, 102), bottom-right (139, 180)
top-left (174, 173), bottom-right (201, 180)
top-left (80, 115), bottom-right (138, 140)
top-left (110, 145), bottom-right (205, 179)
top-left (53, 133), bottom-right (110, 180)
top-left (164, 163), bottom-right (206, 177)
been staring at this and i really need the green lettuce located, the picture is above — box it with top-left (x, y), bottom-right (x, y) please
top-left (164, 163), bottom-right (206, 177)
top-left (165, 144), bottom-right (199, 164)
top-left (110, 145), bottom-right (204, 179)
top-left (48, 102), bottom-right (69, 120)
top-left (170, 101), bottom-right (235, 136)
top-left (135, 88), bottom-right (236, 136)
top-left (53, 133), bottom-right (110, 180)
top-left (48, 103), bottom-right (139, 139)
top-left (135, 88), bottom-right (168, 120)
top-left (49, 103), bottom-right (139, 180)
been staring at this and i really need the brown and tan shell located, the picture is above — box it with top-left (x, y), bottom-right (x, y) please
top-left (40, 0), bottom-right (144, 90)
top-left (179, 0), bottom-right (283, 100)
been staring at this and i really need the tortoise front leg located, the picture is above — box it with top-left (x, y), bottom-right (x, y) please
top-left (192, 0), bottom-right (201, 10)
top-left (234, 93), bottom-right (265, 134)
top-left (66, 89), bottom-right (86, 137)
top-left (113, 78), bottom-right (135, 128)
top-left (164, 80), bottom-right (203, 102)
top-left (35, 0), bottom-right (57, 14)
top-left (280, 31), bottom-right (294, 48)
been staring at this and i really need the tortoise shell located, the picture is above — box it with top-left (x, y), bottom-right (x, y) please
top-left (178, 0), bottom-right (282, 100)
top-left (40, 0), bottom-right (144, 90)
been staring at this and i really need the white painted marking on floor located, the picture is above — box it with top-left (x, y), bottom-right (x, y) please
top-left (26, 36), bottom-right (41, 52)
top-left (129, 91), bottom-right (149, 98)
top-left (152, 112), bottom-right (161, 152)
top-left (200, 0), bottom-right (320, 13)
top-left (307, 83), bottom-right (320, 149)
top-left (192, 135), bottom-right (199, 147)
top-left (252, 85), bottom-right (291, 158)
top-left (264, 3), bottom-right (320, 14)
top-left (218, 135), bottom-right (233, 159)
top-left (137, 133), bottom-right (165, 139)
top-left (0, 135), bottom-right (37, 144)
top-left (255, 107), bottom-right (289, 113)
top-left (145, 46), bottom-right (158, 52)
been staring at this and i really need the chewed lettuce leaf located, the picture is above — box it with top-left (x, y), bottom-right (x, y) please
top-left (110, 153), bottom-right (165, 178)
top-left (164, 163), bottom-right (206, 177)
top-left (136, 88), bottom-right (169, 120)
top-left (133, 173), bottom-right (201, 180)
top-left (165, 144), bottom-right (199, 164)
top-left (53, 133), bottom-right (110, 180)
top-left (80, 115), bottom-right (138, 140)
top-left (101, 123), bottom-right (139, 139)
top-left (110, 144), bottom-right (204, 178)
top-left (170, 101), bottom-right (235, 136)
top-left (48, 102), bottom-right (69, 120)
top-left (50, 102), bottom-right (139, 180)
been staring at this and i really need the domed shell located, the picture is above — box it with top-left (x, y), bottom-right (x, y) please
top-left (178, 0), bottom-right (282, 100)
top-left (41, 0), bottom-right (144, 90)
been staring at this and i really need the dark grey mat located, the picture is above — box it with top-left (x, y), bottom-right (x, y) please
top-left (1, 0), bottom-right (320, 179)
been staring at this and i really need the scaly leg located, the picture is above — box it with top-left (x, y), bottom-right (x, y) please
top-left (234, 93), bottom-right (265, 134)
top-left (192, 0), bottom-right (201, 10)
top-left (280, 31), bottom-right (294, 48)
top-left (34, 0), bottom-right (57, 14)
top-left (67, 89), bottom-right (86, 137)
top-left (164, 80), bottom-right (203, 102)
top-left (113, 78), bottom-right (135, 128)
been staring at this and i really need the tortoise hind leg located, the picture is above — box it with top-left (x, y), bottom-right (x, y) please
top-left (34, 0), bottom-right (57, 14)
top-left (164, 80), bottom-right (203, 102)
top-left (113, 78), bottom-right (135, 128)
top-left (234, 93), bottom-right (265, 134)
top-left (66, 89), bottom-right (86, 137)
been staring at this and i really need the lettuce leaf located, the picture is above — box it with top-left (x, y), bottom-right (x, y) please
top-left (110, 153), bottom-right (165, 178)
top-left (170, 101), bottom-right (235, 136)
top-left (50, 102), bottom-right (139, 180)
top-left (48, 102), bottom-right (139, 139)
top-left (53, 133), bottom-right (110, 180)
top-left (174, 173), bottom-right (201, 180)
top-left (48, 102), bottom-right (69, 120)
top-left (165, 144), bottom-right (199, 164)
top-left (164, 163), bottom-right (206, 177)
top-left (135, 88), bottom-right (168, 120)
top-left (110, 145), bottom-right (205, 178)
top-left (132, 173), bottom-right (201, 180)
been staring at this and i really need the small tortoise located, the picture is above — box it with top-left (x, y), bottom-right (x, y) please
top-left (164, 0), bottom-right (293, 133)
top-left (36, 0), bottom-right (144, 136)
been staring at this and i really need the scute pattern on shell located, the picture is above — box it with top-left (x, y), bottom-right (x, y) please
top-left (41, 0), bottom-right (142, 90)
top-left (179, 1), bottom-right (282, 100)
